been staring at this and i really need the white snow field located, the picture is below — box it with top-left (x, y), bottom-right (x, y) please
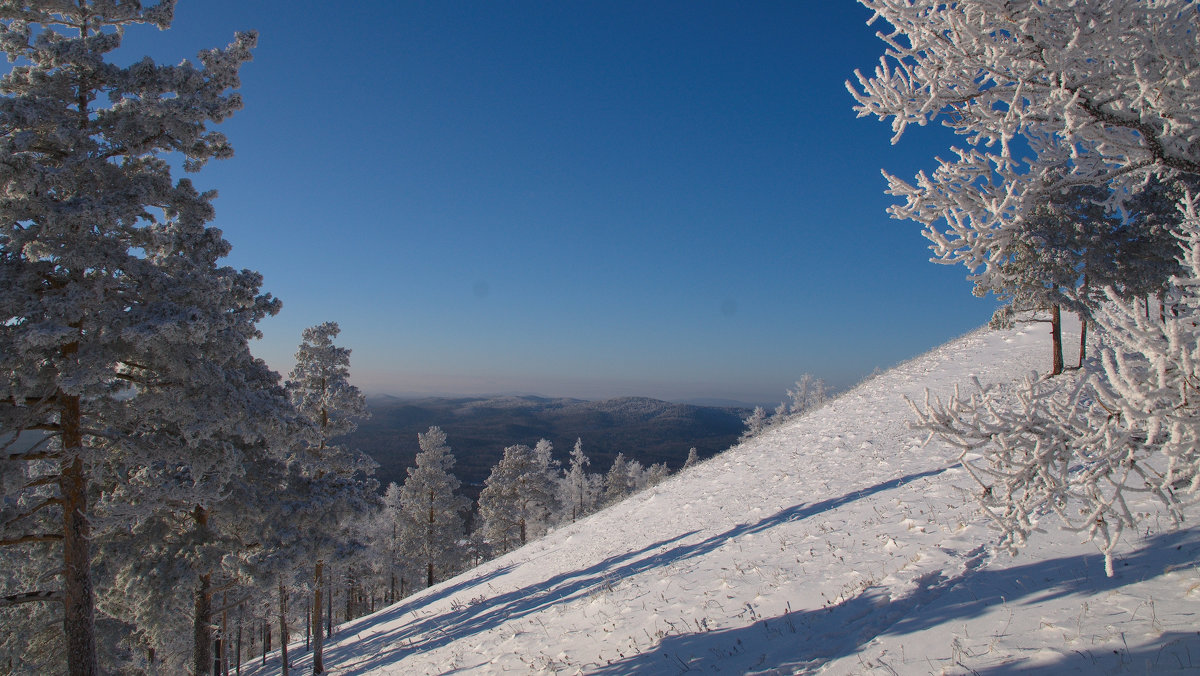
top-left (247, 321), bottom-right (1200, 674)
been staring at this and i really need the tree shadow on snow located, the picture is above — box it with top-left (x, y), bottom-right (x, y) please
top-left (586, 528), bottom-right (1200, 675)
top-left (307, 467), bottom-right (951, 673)
top-left (974, 630), bottom-right (1200, 674)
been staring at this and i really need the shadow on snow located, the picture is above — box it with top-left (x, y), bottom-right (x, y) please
top-left (586, 528), bottom-right (1200, 674)
top-left (300, 466), bottom-right (953, 673)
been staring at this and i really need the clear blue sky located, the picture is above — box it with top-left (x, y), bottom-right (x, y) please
top-left (118, 1), bottom-right (998, 405)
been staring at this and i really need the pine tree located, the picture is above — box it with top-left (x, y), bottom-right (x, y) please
top-left (398, 427), bottom-right (468, 590)
top-left (858, 0), bottom-right (1200, 573)
top-left (559, 438), bottom-right (601, 523)
top-left (477, 444), bottom-right (556, 554)
top-left (0, 4), bottom-right (268, 673)
top-left (603, 453), bottom-right (638, 506)
top-left (740, 407), bottom-right (769, 441)
top-left (285, 322), bottom-right (375, 676)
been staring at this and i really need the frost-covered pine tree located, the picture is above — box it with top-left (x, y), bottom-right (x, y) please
top-left (558, 438), bottom-right (601, 523)
top-left (775, 374), bottom-right (828, 418)
top-left (910, 197), bottom-right (1200, 574)
top-left (854, 0), bottom-right (1200, 574)
top-left (848, 0), bottom-right (1199, 263)
top-left (285, 322), bottom-right (375, 676)
top-left (93, 359), bottom-right (293, 675)
top-left (739, 407), bottom-right (769, 441)
top-left (683, 447), bottom-right (700, 469)
top-left (602, 453), bottom-right (640, 506)
top-left (477, 444), bottom-right (556, 554)
top-left (397, 427), bottom-right (468, 590)
top-left (0, 4), bottom-right (270, 673)
top-left (374, 482), bottom-right (413, 603)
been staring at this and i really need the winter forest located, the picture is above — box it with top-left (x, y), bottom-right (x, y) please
top-left (3, 1), bottom-right (1200, 674)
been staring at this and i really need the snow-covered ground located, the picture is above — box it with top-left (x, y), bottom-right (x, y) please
top-left (247, 320), bottom-right (1200, 674)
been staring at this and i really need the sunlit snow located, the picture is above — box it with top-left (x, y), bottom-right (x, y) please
top-left (244, 319), bottom-right (1200, 674)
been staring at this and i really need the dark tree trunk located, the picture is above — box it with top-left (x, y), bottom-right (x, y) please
top-left (1078, 315), bottom-right (1088, 367)
top-left (194, 572), bottom-right (212, 676)
top-left (1050, 304), bottom-right (1064, 376)
top-left (60, 390), bottom-right (98, 676)
top-left (278, 582), bottom-right (289, 676)
top-left (312, 561), bottom-right (324, 674)
top-left (235, 619), bottom-right (242, 676)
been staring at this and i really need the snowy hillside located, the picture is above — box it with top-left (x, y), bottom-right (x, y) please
top-left (246, 321), bottom-right (1200, 674)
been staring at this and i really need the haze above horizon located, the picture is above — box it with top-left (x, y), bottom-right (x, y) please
top-left (120, 1), bottom-right (998, 404)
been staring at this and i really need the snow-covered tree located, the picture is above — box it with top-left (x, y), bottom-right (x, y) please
top-left (602, 453), bottom-right (638, 506)
top-left (644, 462), bottom-right (671, 488)
top-left (776, 374), bottom-right (828, 418)
top-left (910, 197), bottom-right (1200, 575)
top-left (683, 447), bottom-right (700, 469)
top-left (740, 407), bottom-right (769, 441)
top-left (397, 427), bottom-right (468, 590)
top-left (977, 179), bottom-right (1189, 371)
top-left (0, 4), bottom-right (268, 673)
top-left (477, 444), bottom-right (556, 554)
top-left (285, 322), bottom-right (375, 676)
top-left (558, 438), bottom-right (601, 523)
top-left (848, 0), bottom-right (1200, 270)
top-left (856, 0), bottom-right (1200, 574)
top-left (374, 482), bottom-right (413, 604)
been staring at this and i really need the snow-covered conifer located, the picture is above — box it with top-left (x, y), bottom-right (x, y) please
top-left (776, 375), bottom-right (828, 418)
top-left (558, 439), bottom-right (601, 523)
top-left (397, 427), bottom-right (469, 589)
top-left (740, 407), bottom-right (769, 441)
top-left (285, 322), bottom-right (375, 675)
top-left (603, 453), bottom-right (638, 505)
top-left (0, 4), bottom-right (269, 672)
top-left (477, 444), bottom-right (556, 554)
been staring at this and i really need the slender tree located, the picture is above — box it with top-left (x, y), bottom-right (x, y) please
top-left (0, 4), bottom-right (267, 673)
top-left (285, 322), bottom-right (374, 676)
top-left (398, 427), bottom-right (468, 590)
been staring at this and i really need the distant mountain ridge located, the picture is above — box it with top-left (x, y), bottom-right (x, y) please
top-left (348, 395), bottom-right (750, 497)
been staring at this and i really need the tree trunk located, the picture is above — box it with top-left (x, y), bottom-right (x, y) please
top-left (278, 582), bottom-right (289, 676)
top-left (1050, 304), bottom-right (1064, 376)
top-left (194, 572), bottom-right (213, 676)
top-left (60, 391), bottom-right (98, 676)
top-left (312, 561), bottom-right (325, 675)
top-left (221, 596), bottom-right (230, 676)
top-left (1078, 315), bottom-right (1088, 367)
top-left (235, 619), bottom-right (242, 676)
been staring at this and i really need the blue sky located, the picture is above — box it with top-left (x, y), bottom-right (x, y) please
top-left (118, 1), bottom-right (999, 404)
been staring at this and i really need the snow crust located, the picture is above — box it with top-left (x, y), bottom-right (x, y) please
top-left (246, 320), bottom-right (1200, 674)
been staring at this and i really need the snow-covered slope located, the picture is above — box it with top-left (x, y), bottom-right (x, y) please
top-left (248, 321), bottom-right (1200, 674)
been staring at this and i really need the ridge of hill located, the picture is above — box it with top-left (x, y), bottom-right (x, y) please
top-left (248, 320), bottom-right (1200, 674)
top-left (348, 395), bottom-right (750, 496)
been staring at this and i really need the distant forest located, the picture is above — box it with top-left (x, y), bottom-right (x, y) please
top-left (349, 395), bottom-right (751, 500)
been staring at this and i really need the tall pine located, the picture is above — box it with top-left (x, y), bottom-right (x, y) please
top-left (398, 427), bottom-right (468, 590)
top-left (0, 4), bottom-right (270, 673)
